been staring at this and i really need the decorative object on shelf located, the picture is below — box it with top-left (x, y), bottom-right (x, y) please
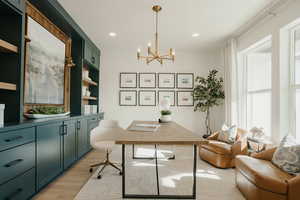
top-left (24, 106), bottom-right (70, 119)
top-left (177, 73), bottom-right (194, 89)
top-left (24, 17), bottom-right (66, 105)
top-left (158, 73), bottom-right (175, 88)
top-left (177, 91), bottom-right (194, 107)
top-left (249, 127), bottom-right (265, 139)
top-left (136, 5), bottom-right (175, 65)
top-left (158, 91), bottom-right (175, 106)
top-left (0, 104), bottom-right (5, 127)
top-left (119, 90), bottom-right (137, 106)
top-left (139, 73), bottom-right (156, 88)
top-left (86, 90), bottom-right (91, 97)
top-left (139, 90), bottom-right (156, 106)
top-left (84, 105), bottom-right (91, 115)
top-left (159, 98), bottom-right (172, 123)
top-left (83, 70), bottom-right (89, 80)
top-left (120, 73), bottom-right (137, 88)
top-left (192, 70), bottom-right (225, 137)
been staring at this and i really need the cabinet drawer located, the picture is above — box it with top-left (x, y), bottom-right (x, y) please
top-left (0, 127), bottom-right (35, 152)
top-left (0, 168), bottom-right (35, 200)
top-left (0, 142), bottom-right (35, 185)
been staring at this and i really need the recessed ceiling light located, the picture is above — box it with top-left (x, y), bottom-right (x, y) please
top-left (109, 32), bottom-right (117, 37)
top-left (192, 33), bottom-right (200, 37)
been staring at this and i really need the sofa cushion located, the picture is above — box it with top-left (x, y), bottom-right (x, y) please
top-left (272, 135), bottom-right (300, 175)
top-left (202, 141), bottom-right (232, 155)
top-left (217, 124), bottom-right (237, 144)
top-left (236, 155), bottom-right (294, 194)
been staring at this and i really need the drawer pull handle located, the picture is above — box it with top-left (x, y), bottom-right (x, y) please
top-left (4, 159), bottom-right (24, 168)
top-left (5, 188), bottom-right (23, 200)
top-left (4, 136), bottom-right (23, 142)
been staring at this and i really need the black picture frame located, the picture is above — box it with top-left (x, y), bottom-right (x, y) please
top-left (120, 72), bottom-right (138, 88)
top-left (139, 73), bottom-right (156, 88)
top-left (139, 90), bottom-right (156, 106)
top-left (119, 90), bottom-right (137, 106)
top-left (158, 91), bottom-right (175, 106)
top-left (177, 91), bottom-right (194, 107)
top-left (177, 73), bottom-right (194, 89)
top-left (158, 73), bottom-right (175, 89)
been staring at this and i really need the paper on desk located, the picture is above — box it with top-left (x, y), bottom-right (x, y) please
top-left (129, 124), bottom-right (160, 132)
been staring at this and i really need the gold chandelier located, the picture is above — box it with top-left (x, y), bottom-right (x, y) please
top-left (137, 5), bottom-right (175, 65)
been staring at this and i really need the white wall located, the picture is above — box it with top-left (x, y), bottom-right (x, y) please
top-left (236, 0), bottom-right (300, 143)
top-left (100, 49), bottom-right (224, 135)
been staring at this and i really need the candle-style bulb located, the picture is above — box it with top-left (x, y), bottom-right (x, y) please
top-left (148, 42), bottom-right (151, 47)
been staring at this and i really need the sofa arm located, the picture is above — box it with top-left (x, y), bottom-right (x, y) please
top-left (207, 132), bottom-right (219, 140)
top-left (231, 138), bottom-right (248, 156)
top-left (251, 147), bottom-right (276, 161)
top-left (288, 175), bottom-right (300, 200)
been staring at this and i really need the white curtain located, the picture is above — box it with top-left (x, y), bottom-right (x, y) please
top-left (223, 39), bottom-right (239, 126)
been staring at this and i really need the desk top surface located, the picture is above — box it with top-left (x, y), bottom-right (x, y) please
top-left (115, 121), bottom-right (205, 145)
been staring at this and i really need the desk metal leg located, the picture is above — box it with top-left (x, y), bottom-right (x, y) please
top-left (122, 144), bottom-right (197, 199)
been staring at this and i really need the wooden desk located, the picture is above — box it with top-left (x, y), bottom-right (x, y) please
top-left (116, 121), bottom-right (204, 199)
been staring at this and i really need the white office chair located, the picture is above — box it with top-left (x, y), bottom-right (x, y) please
top-left (89, 120), bottom-right (123, 179)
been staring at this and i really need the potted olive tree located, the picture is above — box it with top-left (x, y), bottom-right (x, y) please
top-left (192, 70), bottom-right (225, 138)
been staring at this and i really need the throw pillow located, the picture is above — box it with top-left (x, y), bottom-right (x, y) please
top-left (272, 135), bottom-right (300, 175)
top-left (217, 124), bottom-right (237, 144)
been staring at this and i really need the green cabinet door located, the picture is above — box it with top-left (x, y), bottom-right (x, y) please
top-left (63, 120), bottom-right (77, 169)
top-left (77, 118), bottom-right (88, 158)
top-left (36, 122), bottom-right (63, 190)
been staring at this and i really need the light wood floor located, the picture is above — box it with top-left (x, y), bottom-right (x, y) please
top-left (33, 150), bottom-right (105, 200)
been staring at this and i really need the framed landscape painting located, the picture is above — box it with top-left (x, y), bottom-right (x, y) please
top-left (158, 91), bottom-right (175, 106)
top-left (139, 73), bottom-right (156, 88)
top-left (119, 90), bottom-right (137, 106)
top-left (139, 91), bottom-right (156, 106)
top-left (177, 73), bottom-right (194, 89)
top-left (158, 73), bottom-right (175, 89)
top-left (177, 91), bottom-right (194, 106)
top-left (120, 73), bottom-right (137, 88)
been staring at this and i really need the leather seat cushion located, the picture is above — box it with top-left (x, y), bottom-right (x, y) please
top-left (236, 156), bottom-right (294, 194)
top-left (202, 141), bottom-right (232, 155)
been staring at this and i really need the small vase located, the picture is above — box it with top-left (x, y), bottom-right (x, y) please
top-left (160, 115), bottom-right (172, 123)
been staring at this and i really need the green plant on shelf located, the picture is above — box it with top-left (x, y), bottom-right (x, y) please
top-left (28, 106), bottom-right (65, 115)
top-left (161, 110), bottom-right (172, 116)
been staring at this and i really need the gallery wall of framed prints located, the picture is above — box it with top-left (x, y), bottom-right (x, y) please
top-left (118, 72), bottom-right (195, 107)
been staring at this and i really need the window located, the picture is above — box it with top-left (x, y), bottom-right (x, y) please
top-left (239, 38), bottom-right (272, 136)
top-left (290, 26), bottom-right (300, 142)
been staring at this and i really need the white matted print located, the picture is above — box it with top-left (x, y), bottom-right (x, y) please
top-left (119, 90), bottom-right (137, 106)
top-left (158, 91), bottom-right (175, 106)
top-left (139, 73), bottom-right (156, 88)
top-left (120, 73), bottom-right (137, 88)
top-left (177, 91), bottom-right (194, 106)
top-left (139, 91), bottom-right (156, 106)
top-left (177, 73), bottom-right (194, 89)
top-left (158, 73), bottom-right (175, 88)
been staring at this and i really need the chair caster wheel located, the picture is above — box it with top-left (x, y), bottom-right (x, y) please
top-left (89, 168), bottom-right (93, 173)
top-left (97, 175), bottom-right (102, 179)
top-left (119, 171), bottom-right (123, 176)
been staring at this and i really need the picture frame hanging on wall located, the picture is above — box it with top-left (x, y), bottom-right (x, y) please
top-left (120, 72), bottom-right (137, 88)
top-left (158, 91), bottom-right (175, 106)
top-left (139, 90), bottom-right (156, 106)
top-left (177, 73), bottom-right (194, 89)
top-left (158, 73), bottom-right (175, 89)
top-left (119, 90), bottom-right (137, 106)
top-left (139, 73), bottom-right (156, 88)
top-left (177, 91), bottom-right (194, 106)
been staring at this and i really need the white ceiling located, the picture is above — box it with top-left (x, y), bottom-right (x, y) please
top-left (58, 0), bottom-right (274, 52)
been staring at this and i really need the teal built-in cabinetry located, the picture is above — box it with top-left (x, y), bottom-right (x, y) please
top-left (0, 0), bottom-right (103, 199)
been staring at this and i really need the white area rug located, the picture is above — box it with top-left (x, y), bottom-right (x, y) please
top-left (75, 146), bottom-right (245, 200)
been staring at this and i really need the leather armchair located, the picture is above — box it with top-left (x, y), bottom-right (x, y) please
top-left (199, 128), bottom-right (248, 168)
top-left (236, 148), bottom-right (300, 200)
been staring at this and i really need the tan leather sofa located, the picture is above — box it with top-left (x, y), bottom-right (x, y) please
top-left (235, 148), bottom-right (300, 200)
top-left (199, 128), bottom-right (248, 168)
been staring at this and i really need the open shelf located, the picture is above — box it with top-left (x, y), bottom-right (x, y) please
top-left (0, 39), bottom-right (18, 53)
top-left (83, 78), bottom-right (98, 86)
top-left (82, 96), bottom-right (97, 101)
top-left (0, 82), bottom-right (16, 91)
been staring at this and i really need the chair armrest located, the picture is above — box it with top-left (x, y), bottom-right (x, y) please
top-left (231, 136), bottom-right (248, 156)
top-left (251, 147), bottom-right (276, 161)
top-left (207, 132), bottom-right (219, 140)
top-left (288, 175), bottom-right (300, 200)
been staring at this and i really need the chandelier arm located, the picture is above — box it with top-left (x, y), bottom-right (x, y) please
top-left (148, 49), bottom-right (156, 57)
